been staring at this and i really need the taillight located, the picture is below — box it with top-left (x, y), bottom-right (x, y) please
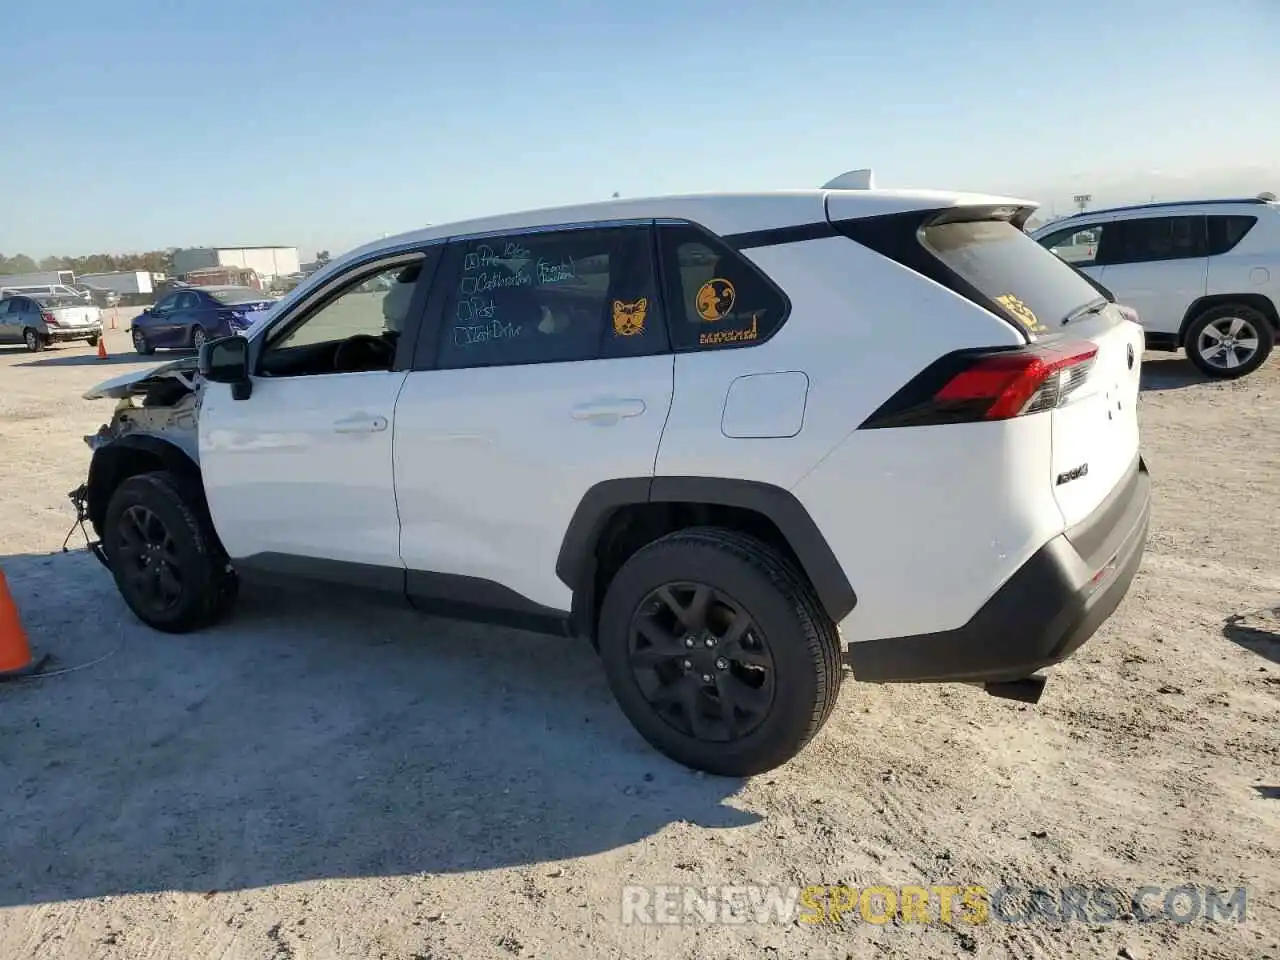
top-left (41, 311), bottom-right (58, 325)
top-left (859, 340), bottom-right (1098, 429)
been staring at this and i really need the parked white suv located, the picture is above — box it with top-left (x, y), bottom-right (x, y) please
top-left (72, 178), bottom-right (1151, 776)
top-left (1030, 196), bottom-right (1279, 378)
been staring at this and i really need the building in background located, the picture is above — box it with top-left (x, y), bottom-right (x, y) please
top-left (171, 246), bottom-right (300, 283)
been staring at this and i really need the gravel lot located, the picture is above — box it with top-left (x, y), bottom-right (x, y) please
top-left (1, 325), bottom-right (1278, 960)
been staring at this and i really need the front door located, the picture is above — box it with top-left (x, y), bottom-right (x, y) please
top-left (393, 224), bottom-right (674, 612)
top-left (0, 300), bottom-right (21, 344)
top-left (198, 249), bottom-right (439, 582)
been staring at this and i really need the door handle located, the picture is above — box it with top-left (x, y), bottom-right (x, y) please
top-left (333, 414), bottom-right (388, 433)
top-left (570, 398), bottom-right (647, 423)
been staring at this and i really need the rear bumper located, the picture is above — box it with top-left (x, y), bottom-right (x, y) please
top-left (845, 455), bottom-right (1151, 684)
top-left (46, 324), bottom-right (102, 342)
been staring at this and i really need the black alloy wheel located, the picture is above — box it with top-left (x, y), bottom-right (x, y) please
top-left (628, 581), bottom-right (776, 743)
top-left (115, 504), bottom-right (184, 616)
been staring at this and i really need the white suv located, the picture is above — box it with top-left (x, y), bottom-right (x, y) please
top-left (73, 177), bottom-right (1151, 776)
top-left (1030, 195), bottom-right (1279, 378)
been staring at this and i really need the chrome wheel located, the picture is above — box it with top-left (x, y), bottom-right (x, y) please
top-left (191, 327), bottom-right (206, 351)
top-left (24, 329), bottom-right (39, 351)
top-left (132, 328), bottom-right (147, 352)
top-left (1195, 315), bottom-right (1260, 372)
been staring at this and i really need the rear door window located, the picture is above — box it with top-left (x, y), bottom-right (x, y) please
top-left (920, 218), bottom-right (1103, 337)
top-left (1102, 215), bottom-right (1206, 264)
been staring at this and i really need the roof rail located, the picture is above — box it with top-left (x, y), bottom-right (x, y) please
top-left (823, 168), bottom-right (875, 190)
top-left (1058, 196), bottom-right (1275, 219)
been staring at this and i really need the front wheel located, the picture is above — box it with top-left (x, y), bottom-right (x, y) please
top-left (132, 327), bottom-right (154, 355)
top-left (191, 325), bottom-right (207, 351)
top-left (1185, 305), bottom-right (1274, 379)
top-left (102, 471), bottom-right (238, 633)
top-left (23, 328), bottom-right (43, 352)
top-left (596, 527), bottom-right (843, 777)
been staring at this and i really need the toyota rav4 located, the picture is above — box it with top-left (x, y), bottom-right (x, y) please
top-left (71, 173), bottom-right (1152, 776)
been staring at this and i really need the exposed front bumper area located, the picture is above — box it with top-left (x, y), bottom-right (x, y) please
top-left (845, 455), bottom-right (1151, 689)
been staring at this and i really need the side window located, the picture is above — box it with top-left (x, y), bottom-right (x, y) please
top-left (657, 223), bottom-right (789, 351)
top-left (152, 294), bottom-right (177, 313)
top-left (259, 255), bottom-right (432, 377)
top-left (1205, 215), bottom-right (1258, 256)
top-left (174, 292), bottom-right (197, 310)
top-left (1037, 223), bottom-right (1106, 266)
top-left (433, 225), bottom-right (663, 370)
top-left (1105, 216), bottom-right (1206, 265)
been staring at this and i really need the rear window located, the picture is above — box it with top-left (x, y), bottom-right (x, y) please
top-left (920, 219), bottom-right (1103, 336)
top-left (210, 288), bottom-right (267, 305)
top-left (35, 295), bottom-right (84, 309)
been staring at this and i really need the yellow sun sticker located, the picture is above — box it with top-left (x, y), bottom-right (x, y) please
top-left (995, 293), bottom-right (1048, 334)
top-left (612, 298), bottom-right (648, 337)
top-left (695, 278), bottom-right (736, 322)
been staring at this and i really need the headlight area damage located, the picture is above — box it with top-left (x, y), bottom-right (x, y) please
top-left (67, 357), bottom-right (205, 566)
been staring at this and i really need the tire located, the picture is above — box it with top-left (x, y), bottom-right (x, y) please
top-left (23, 328), bottom-right (43, 352)
top-left (596, 526), bottom-right (843, 777)
top-left (191, 325), bottom-right (207, 351)
top-left (1184, 304), bottom-right (1275, 379)
top-left (87, 335), bottom-right (99, 347)
top-left (102, 470), bottom-right (238, 633)
top-left (132, 327), bottom-right (154, 355)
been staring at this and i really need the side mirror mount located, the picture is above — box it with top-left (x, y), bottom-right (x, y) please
top-left (199, 335), bottom-right (252, 400)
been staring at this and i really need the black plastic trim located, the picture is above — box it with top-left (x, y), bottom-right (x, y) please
top-left (231, 553), bottom-right (575, 636)
top-left (555, 476), bottom-right (857, 624)
top-left (846, 455), bottom-right (1151, 684)
top-left (85, 435), bottom-right (201, 534)
top-left (719, 221), bottom-right (838, 250)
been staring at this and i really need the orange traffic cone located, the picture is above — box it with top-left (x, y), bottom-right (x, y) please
top-left (0, 570), bottom-right (45, 679)
top-left (97, 337), bottom-right (108, 360)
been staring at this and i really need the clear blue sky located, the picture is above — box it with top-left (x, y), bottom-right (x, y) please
top-left (2, 0), bottom-right (1277, 259)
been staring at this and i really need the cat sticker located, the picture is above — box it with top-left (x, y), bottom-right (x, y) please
top-left (995, 293), bottom-right (1047, 334)
top-left (612, 298), bottom-right (648, 336)
top-left (695, 279), bottom-right (735, 322)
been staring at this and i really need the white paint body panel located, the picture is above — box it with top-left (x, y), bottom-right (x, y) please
top-left (393, 357), bottom-right (674, 610)
top-left (198, 373), bottom-right (407, 567)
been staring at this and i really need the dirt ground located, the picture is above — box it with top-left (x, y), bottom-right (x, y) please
top-left (1, 324), bottom-right (1278, 960)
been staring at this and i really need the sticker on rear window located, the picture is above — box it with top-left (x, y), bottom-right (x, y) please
top-left (995, 293), bottom-right (1048, 334)
top-left (695, 279), bottom-right (736, 322)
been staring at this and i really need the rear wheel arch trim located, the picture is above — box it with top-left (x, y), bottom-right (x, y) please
top-left (555, 476), bottom-right (857, 625)
top-left (87, 435), bottom-right (202, 534)
top-left (1179, 293), bottom-right (1279, 343)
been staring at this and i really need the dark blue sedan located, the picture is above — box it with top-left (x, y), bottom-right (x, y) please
top-left (130, 286), bottom-right (276, 355)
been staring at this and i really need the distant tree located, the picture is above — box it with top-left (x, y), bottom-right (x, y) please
top-left (39, 255), bottom-right (66, 271)
top-left (0, 254), bottom-right (38, 275)
top-left (316, 249), bottom-right (331, 265)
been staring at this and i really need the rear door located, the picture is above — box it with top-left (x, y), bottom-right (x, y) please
top-left (917, 214), bottom-right (1145, 527)
top-left (1094, 215), bottom-right (1209, 336)
top-left (393, 223), bottom-right (674, 613)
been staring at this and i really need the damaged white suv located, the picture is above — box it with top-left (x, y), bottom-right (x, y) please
top-left (72, 177), bottom-right (1151, 776)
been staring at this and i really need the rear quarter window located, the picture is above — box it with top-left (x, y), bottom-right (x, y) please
top-left (921, 219), bottom-right (1102, 338)
top-left (657, 223), bottom-right (790, 351)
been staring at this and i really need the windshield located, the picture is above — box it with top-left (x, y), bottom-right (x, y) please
top-left (920, 218), bottom-right (1105, 336)
top-left (210, 288), bottom-right (270, 305)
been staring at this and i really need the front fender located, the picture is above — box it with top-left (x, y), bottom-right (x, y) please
top-left (84, 434), bottom-right (201, 536)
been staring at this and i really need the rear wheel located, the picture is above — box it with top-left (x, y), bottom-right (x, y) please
top-left (132, 326), bottom-right (154, 355)
top-left (191, 325), bottom-right (207, 351)
top-left (596, 527), bottom-right (843, 777)
top-left (87, 335), bottom-right (99, 347)
top-left (1185, 304), bottom-right (1274, 379)
top-left (102, 471), bottom-right (238, 633)
top-left (23, 328), bottom-right (43, 352)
